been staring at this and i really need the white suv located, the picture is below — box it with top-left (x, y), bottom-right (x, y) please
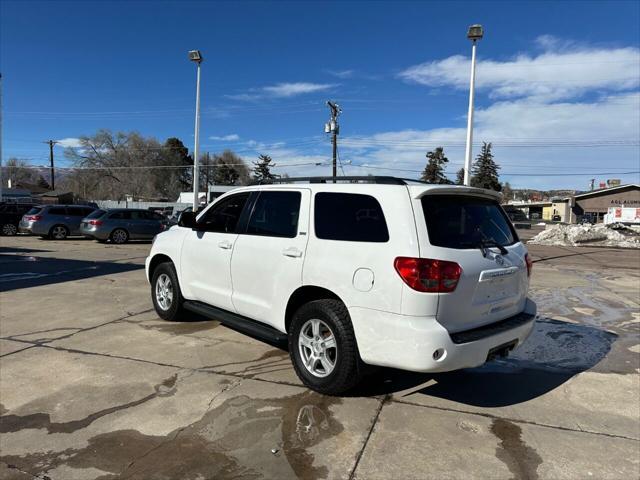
top-left (146, 177), bottom-right (536, 394)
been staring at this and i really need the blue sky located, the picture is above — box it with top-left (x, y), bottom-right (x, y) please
top-left (2, 0), bottom-right (639, 190)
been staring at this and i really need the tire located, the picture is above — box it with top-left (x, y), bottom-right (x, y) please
top-left (288, 299), bottom-right (363, 395)
top-left (151, 262), bottom-right (185, 321)
top-left (1, 223), bottom-right (17, 236)
top-left (110, 228), bottom-right (129, 244)
top-left (49, 225), bottom-right (69, 240)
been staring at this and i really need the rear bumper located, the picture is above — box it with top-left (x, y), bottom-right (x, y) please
top-left (80, 226), bottom-right (109, 240)
top-left (349, 298), bottom-right (536, 372)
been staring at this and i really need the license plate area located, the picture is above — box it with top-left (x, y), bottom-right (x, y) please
top-left (486, 339), bottom-right (518, 362)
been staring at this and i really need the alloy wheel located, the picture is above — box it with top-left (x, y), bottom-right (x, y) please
top-left (52, 226), bottom-right (67, 240)
top-left (298, 319), bottom-right (338, 378)
top-left (155, 273), bottom-right (173, 311)
top-left (2, 224), bottom-right (17, 236)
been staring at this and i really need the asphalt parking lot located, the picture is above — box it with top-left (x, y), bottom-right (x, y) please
top-left (1, 230), bottom-right (639, 480)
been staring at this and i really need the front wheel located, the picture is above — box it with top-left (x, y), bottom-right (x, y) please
top-left (288, 299), bottom-right (363, 395)
top-left (151, 262), bottom-right (185, 321)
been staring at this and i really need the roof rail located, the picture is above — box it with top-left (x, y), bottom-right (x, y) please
top-left (253, 176), bottom-right (420, 185)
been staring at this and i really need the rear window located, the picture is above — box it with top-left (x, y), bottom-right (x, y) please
top-left (315, 192), bottom-right (389, 242)
top-left (421, 195), bottom-right (517, 249)
top-left (86, 209), bottom-right (106, 219)
top-left (26, 207), bottom-right (42, 215)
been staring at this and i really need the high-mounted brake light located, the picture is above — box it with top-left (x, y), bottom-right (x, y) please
top-left (394, 257), bottom-right (462, 293)
top-left (525, 253), bottom-right (533, 277)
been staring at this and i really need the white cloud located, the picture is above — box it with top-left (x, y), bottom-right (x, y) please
top-left (209, 134), bottom-right (240, 141)
top-left (326, 69), bottom-right (354, 79)
top-left (56, 137), bottom-right (83, 148)
top-left (399, 40), bottom-right (640, 102)
top-left (263, 82), bottom-right (335, 98)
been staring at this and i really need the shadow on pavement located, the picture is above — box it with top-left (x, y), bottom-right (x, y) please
top-left (0, 254), bottom-right (143, 292)
top-left (352, 317), bottom-right (617, 406)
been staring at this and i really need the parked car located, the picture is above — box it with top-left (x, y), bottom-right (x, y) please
top-left (0, 202), bottom-right (36, 236)
top-left (145, 176), bottom-right (536, 395)
top-left (504, 208), bottom-right (532, 230)
top-left (80, 208), bottom-right (169, 244)
top-left (19, 204), bottom-right (97, 239)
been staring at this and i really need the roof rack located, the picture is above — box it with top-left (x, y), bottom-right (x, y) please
top-left (254, 176), bottom-right (428, 186)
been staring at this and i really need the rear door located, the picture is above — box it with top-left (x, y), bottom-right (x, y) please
top-left (230, 189), bottom-right (310, 328)
top-left (414, 192), bottom-right (529, 333)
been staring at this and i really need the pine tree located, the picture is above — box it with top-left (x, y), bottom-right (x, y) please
top-left (420, 147), bottom-right (452, 184)
top-left (252, 154), bottom-right (276, 182)
top-left (37, 175), bottom-right (51, 190)
top-left (501, 181), bottom-right (513, 203)
top-left (470, 142), bottom-right (501, 192)
top-left (455, 168), bottom-right (465, 185)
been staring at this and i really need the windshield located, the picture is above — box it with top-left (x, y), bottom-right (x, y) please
top-left (421, 195), bottom-right (517, 249)
top-left (86, 209), bottom-right (106, 219)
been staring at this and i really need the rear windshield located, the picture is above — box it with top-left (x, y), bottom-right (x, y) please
top-left (26, 207), bottom-right (42, 215)
top-left (86, 209), bottom-right (106, 219)
top-left (421, 195), bottom-right (517, 249)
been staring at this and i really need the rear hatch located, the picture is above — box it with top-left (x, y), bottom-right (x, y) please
top-left (81, 209), bottom-right (107, 228)
top-left (417, 189), bottom-right (530, 334)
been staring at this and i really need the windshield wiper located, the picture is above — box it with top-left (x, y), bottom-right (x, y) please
top-left (479, 239), bottom-right (508, 257)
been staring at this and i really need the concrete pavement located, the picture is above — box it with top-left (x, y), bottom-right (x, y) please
top-left (1, 235), bottom-right (638, 479)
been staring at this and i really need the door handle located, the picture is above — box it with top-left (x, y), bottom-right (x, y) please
top-left (218, 240), bottom-right (233, 250)
top-left (282, 247), bottom-right (303, 258)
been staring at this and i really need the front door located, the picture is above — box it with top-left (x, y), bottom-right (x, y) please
top-left (231, 189), bottom-right (310, 329)
top-left (180, 192), bottom-right (251, 312)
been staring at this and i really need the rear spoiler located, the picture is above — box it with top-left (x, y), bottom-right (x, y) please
top-left (408, 185), bottom-right (502, 201)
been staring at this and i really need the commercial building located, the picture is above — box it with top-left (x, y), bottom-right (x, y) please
top-left (570, 184), bottom-right (640, 223)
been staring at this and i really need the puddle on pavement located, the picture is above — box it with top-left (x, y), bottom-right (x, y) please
top-left (491, 418), bottom-right (542, 480)
top-left (1, 388), bottom-right (343, 480)
top-left (0, 375), bottom-right (178, 435)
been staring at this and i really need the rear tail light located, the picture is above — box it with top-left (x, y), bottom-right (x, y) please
top-left (394, 257), bottom-right (462, 293)
top-left (525, 253), bottom-right (533, 277)
top-left (25, 215), bottom-right (42, 221)
top-left (88, 219), bottom-right (103, 226)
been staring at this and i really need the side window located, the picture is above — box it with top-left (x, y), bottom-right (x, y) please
top-left (129, 211), bottom-right (145, 220)
top-left (48, 207), bottom-right (66, 216)
top-left (67, 208), bottom-right (85, 217)
top-left (197, 193), bottom-right (250, 233)
top-left (314, 192), bottom-right (389, 242)
top-left (110, 211), bottom-right (132, 220)
top-left (246, 191), bottom-right (301, 238)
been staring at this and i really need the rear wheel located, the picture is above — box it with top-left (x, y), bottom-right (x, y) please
top-left (49, 225), bottom-right (68, 240)
top-left (1, 224), bottom-right (17, 236)
top-left (110, 228), bottom-right (129, 244)
top-left (151, 262), bottom-right (185, 321)
top-left (289, 299), bottom-right (363, 395)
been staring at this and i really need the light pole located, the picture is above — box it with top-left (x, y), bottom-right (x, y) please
top-left (189, 50), bottom-right (203, 210)
top-left (463, 24), bottom-right (483, 186)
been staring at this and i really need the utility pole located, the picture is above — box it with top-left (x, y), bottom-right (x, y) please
top-left (325, 101), bottom-right (341, 182)
top-left (44, 140), bottom-right (58, 190)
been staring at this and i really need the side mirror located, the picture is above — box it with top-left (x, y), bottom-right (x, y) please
top-left (178, 211), bottom-right (197, 229)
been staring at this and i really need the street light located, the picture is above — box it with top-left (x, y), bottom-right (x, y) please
top-left (189, 49), bottom-right (203, 209)
top-left (463, 24), bottom-right (483, 186)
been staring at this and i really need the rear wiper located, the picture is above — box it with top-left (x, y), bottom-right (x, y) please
top-left (479, 239), bottom-right (508, 257)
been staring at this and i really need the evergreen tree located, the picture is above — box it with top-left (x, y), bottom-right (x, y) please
top-left (252, 154), bottom-right (276, 182)
top-left (163, 137), bottom-right (193, 190)
top-left (470, 142), bottom-right (501, 191)
top-left (37, 175), bottom-right (50, 190)
top-left (420, 147), bottom-right (452, 184)
top-left (501, 181), bottom-right (513, 203)
top-left (455, 168), bottom-right (465, 185)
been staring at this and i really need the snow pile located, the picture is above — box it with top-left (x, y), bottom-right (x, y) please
top-left (529, 223), bottom-right (640, 248)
